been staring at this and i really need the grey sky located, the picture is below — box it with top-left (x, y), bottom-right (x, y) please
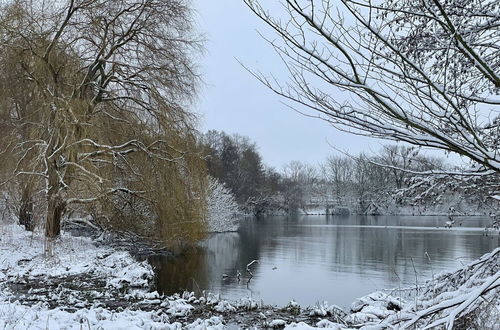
top-left (192, 0), bottom-right (385, 170)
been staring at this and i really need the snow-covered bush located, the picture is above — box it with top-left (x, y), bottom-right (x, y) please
top-left (206, 177), bottom-right (241, 233)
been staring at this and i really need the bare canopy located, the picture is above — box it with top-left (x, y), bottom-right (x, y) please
top-left (244, 0), bottom-right (500, 174)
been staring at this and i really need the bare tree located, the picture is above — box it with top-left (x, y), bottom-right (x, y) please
top-left (282, 160), bottom-right (318, 210)
top-left (322, 155), bottom-right (353, 205)
top-left (377, 145), bottom-right (418, 189)
top-left (244, 0), bottom-right (500, 174)
top-left (283, 160), bottom-right (317, 185)
top-left (0, 0), bottom-right (204, 253)
top-left (351, 153), bottom-right (391, 212)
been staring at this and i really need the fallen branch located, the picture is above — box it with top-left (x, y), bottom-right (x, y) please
top-left (421, 273), bottom-right (500, 330)
top-left (66, 217), bottom-right (101, 231)
top-left (246, 259), bottom-right (259, 278)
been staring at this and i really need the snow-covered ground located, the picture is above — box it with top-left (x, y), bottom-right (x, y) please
top-left (0, 224), bottom-right (226, 329)
top-left (1, 223), bottom-right (498, 329)
top-left (0, 297), bottom-right (225, 330)
top-left (0, 224), bottom-right (152, 286)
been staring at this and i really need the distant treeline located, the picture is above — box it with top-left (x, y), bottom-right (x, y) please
top-left (200, 131), bottom-right (499, 215)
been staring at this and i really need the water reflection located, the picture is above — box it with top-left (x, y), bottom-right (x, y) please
top-left (150, 215), bottom-right (499, 307)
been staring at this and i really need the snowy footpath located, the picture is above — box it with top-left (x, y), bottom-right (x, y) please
top-left (1, 224), bottom-right (499, 329)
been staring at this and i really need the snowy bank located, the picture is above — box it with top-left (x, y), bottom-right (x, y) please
top-left (0, 224), bottom-right (153, 288)
top-left (0, 224), bottom-right (227, 329)
top-left (0, 296), bottom-right (224, 330)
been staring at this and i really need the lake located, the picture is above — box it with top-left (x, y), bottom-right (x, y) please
top-left (149, 215), bottom-right (499, 308)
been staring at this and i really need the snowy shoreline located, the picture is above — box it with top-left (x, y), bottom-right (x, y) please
top-left (1, 224), bottom-right (498, 329)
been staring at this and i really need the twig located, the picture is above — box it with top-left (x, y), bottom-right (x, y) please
top-left (191, 277), bottom-right (203, 296)
top-left (410, 257), bottom-right (419, 306)
top-left (391, 267), bottom-right (403, 308)
top-left (425, 252), bottom-right (435, 304)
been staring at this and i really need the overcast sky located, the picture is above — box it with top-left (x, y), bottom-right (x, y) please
top-left (192, 1), bottom-right (453, 170)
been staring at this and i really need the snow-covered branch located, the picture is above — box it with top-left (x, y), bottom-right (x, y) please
top-left (244, 0), bottom-right (500, 171)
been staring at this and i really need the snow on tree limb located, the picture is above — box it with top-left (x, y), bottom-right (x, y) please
top-left (243, 0), bottom-right (500, 172)
top-left (366, 247), bottom-right (500, 329)
top-left (490, 195), bottom-right (500, 201)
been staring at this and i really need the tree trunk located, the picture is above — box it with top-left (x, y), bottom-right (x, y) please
top-left (44, 195), bottom-right (65, 257)
top-left (45, 154), bottom-right (66, 239)
top-left (45, 195), bottom-right (65, 239)
top-left (19, 186), bottom-right (35, 231)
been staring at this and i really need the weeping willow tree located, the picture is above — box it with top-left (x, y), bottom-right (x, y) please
top-left (87, 108), bottom-right (209, 248)
top-left (0, 0), bottom-right (208, 253)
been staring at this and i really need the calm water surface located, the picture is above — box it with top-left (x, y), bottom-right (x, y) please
top-left (149, 215), bottom-right (499, 308)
